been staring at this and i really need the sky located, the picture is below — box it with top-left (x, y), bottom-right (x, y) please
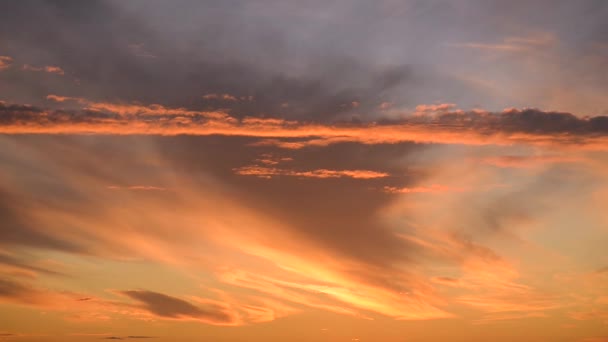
top-left (0, 1), bottom-right (607, 341)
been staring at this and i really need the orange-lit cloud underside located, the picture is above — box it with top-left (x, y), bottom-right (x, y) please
top-left (0, 98), bottom-right (607, 150)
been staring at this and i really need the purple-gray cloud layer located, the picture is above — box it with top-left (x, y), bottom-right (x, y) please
top-left (1, 0), bottom-right (607, 117)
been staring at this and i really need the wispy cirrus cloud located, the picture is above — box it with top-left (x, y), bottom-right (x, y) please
top-left (449, 32), bottom-right (557, 52)
top-left (383, 184), bottom-right (464, 194)
top-left (481, 155), bottom-right (585, 168)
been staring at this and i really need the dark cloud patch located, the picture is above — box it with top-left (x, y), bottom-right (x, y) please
top-left (101, 337), bottom-right (155, 340)
top-left (120, 290), bottom-right (234, 324)
top-left (0, 252), bottom-right (65, 277)
top-left (126, 337), bottom-right (155, 339)
top-left (595, 266), bottom-right (608, 274)
top-left (0, 278), bottom-right (44, 305)
top-left (0, 103), bottom-right (119, 125)
top-left (414, 108), bottom-right (608, 135)
top-left (0, 278), bottom-right (32, 297)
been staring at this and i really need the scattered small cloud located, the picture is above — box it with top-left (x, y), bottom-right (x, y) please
top-left (101, 337), bottom-right (155, 340)
top-left (383, 184), bottom-right (465, 194)
top-left (234, 165), bottom-right (389, 179)
top-left (415, 103), bottom-right (457, 113)
top-left (202, 93), bottom-right (238, 101)
top-left (378, 102), bottom-right (392, 110)
top-left (22, 64), bottom-right (65, 75)
top-left (106, 185), bottom-right (167, 191)
top-left (46, 94), bottom-right (80, 103)
top-left (0, 56), bottom-right (12, 70)
top-left (128, 43), bottom-right (157, 58)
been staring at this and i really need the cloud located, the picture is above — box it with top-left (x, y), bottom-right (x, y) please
top-left (596, 266), bottom-right (608, 274)
top-left (2, 101), bottom-right (608, 150)
top-left (383, 184), bottom-right (464, 194)
top-left (0, 252), bottom-right (65, 277)
top-left (481, 155), bottom-right (585, 168)
top-left (22, 64), bottom-right (65, 75)
top-left (378, 102), bottom-right (392, 110)
top-left (0, 189), bottom-right (85, 252)
top-left (46, 95), bottom-right (78, 103)
top-left (106, 185), bottom-right (167, 191)
top-left (414, 103), bottom-right (457, 113)
top-left (0, 278), bottom-right (55, 306)
top-left (0, 130), bottom-right (600, 328)
top-left (101, 337), bottom-right (155, 340)
top-left (120, 290), bottom-right (236, 324)
top-left (202, 93), bottom-right (239, 101)
top-left (0, 56), bottom-right (12, 70)
top-left (578, 338), bottom-right (608, 342)
top-left (0, 3), bottom-right (606, 339)
top-left (449, 32), bottom-right (557, 52)
top-left (233, 165), bottom-right (389, 179)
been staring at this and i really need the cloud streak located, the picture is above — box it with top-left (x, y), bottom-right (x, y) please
top-left (22, 64), bottom-right (65, 75)
top-left (120, 290), bottom-right (236, 325)
top-left (1, 101), bottom-right (608, 150)
top-left (233, 165), bottom-right (389, 179)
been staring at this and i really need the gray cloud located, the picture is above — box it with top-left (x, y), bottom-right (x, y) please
top-left (101, 337), bottom-right (155, 340)
top-left (11, 0), bottom-right (604, 118)
top-left (1, 101), bottom-right (608, 139)
top-left (120, 290), bottom-right (234, 323)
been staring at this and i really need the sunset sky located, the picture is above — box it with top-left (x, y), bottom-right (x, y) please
top-left (1, 1), bottom-right (608, 341)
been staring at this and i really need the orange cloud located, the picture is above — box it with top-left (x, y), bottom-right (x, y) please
top-left (106, 185), bottom-right (167, 191)
top-left (3, 100), bottom-right (608, 151)
top-left (46, 94), bottom-right (232, 119)
top-left (233, 165), bottom-right (389, 179)
top-left (0, 56), bottom-right (12, 70)
top-left (46, 94), bottom-right (78, 103)
top-left (202, 93), bottom-right (239, 101)
top-left (378, 102), bottom-right (392, 110)
top-left (383, 184), bottom-right (465, 194)
top-left (254, 153), bottom-right (293, 165)
top-left (415, 103), bottom-right (456, 113)
top-left (481, 155), bottom-right (585, 168)
top-left (22, 64), bottom-right (65, 75)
